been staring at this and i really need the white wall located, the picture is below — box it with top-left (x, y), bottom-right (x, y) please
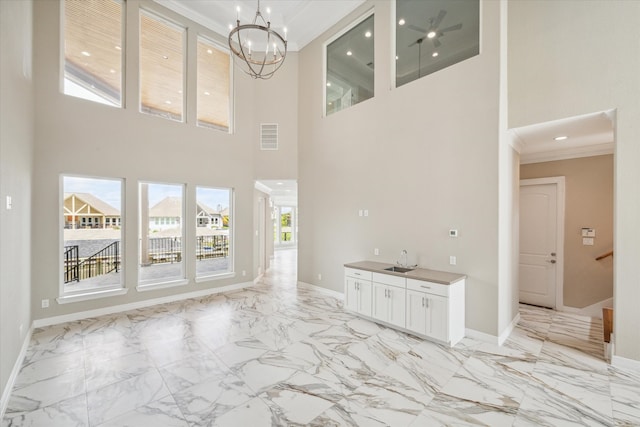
top-left (29, 0), bottom-right (296, 320)
top-left (298, 1), bottom-right (509, 337)
top-left (509, 0), bottom-right (640, 361)
top-left (0, 0), bottom-right (34, 406)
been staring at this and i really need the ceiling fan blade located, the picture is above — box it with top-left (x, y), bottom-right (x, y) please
top-left (433, 10), bottom-right (447, 28)
top-left (440, 23), bottom-right (462, 33)
top-left (407, 24), bottom-right (427, 34)
top-left (432, 38), bottom-right (441, 48)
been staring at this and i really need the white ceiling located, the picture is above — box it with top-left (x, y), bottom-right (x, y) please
top-left (154, 0), bottom-right (366, 51)
top-left (512, 111), bottom-right (615, 164)
top-left (256, 180), bottom-right (297, 206)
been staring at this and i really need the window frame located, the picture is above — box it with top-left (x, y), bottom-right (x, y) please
top-left (323, 9), bottom-right (375, 117)
top-left (194, 186), bottom-right (235, 282)
top-left (137, 181), bottom-right (188, 291)
top-left (138, 8), bottom-right (187, 123)
top-left (57, 174), bottom-right (128, 304)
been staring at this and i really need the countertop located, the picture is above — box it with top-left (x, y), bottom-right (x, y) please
top-left (344, 260), bottom-right (466, 285)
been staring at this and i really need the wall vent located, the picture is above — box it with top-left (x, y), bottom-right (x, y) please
top-left (260, 123), bottom-right (278, 150)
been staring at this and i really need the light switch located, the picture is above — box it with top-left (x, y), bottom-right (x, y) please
top-left (358, 210), bottom-right (363, 217)
top-left (364, 210), bottom-right (369, 217)
top-left (583, 237), bottom-right (594, 246)
top-left (6, 196), bottom-right (12, 210)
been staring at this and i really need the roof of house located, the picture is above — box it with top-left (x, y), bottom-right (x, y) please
top-left (149, 196), bottom-right (182, 217)
top-left (197, 201), bottom-right (220, 216)
top-left (64, 192), bottom-right (120, 216)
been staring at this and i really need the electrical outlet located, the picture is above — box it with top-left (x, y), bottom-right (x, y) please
top-left (364, 209), bottom-right (369, 217)
top-left (449, 256), bottom-right (457, 265)
top-left (242, 270), bottom-right (246, 276)
top-left (6, 196), bottom-right (12, 210)
top-left (374, 248), bottom-right (379, 256)
top-left (318, 273), bottom-right (322, 281)
top-left (41, 299), bottom-right (49, 308)
top-left (358, 210), bottom-right (363, 217)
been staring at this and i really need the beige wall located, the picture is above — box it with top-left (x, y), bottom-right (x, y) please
top-left (29, 0), bottom-right (297, 320)
top-left (521, 155), bottom-right (614, 309)
top-left (509, 1), bottom-right (640, 361)
top-left (298, 1), bottom-right (510, 337)
top-left (0, 0), bottom-right (34, 402)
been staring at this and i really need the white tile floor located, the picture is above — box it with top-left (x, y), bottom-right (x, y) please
top-left (3, 249), bottom-right (639, 426)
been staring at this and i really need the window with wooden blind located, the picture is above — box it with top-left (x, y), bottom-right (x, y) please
top-left (63, 0), bottom-right (124, 107)
top-left (197, 37), bottom-right (231, 131)
top-left (139, 11), bottom-right (185, 122)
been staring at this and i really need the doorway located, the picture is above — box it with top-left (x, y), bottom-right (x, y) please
top-left (519, 178), bottom-right (565, 309)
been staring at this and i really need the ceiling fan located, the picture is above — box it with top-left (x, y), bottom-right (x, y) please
top-left (407, 10), bottom-right (462, 48)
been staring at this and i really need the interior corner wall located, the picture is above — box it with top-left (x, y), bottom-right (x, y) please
top-left (521, 155), bottom-right (614, 309)
top-left (30, 0), bottom-right (261, 320)
top-left (509, 1), bottom-right (640, 361)
top-left (298, 0), bottom-right (504, 336)
top-left (0, 0), bottom-right (34, 406)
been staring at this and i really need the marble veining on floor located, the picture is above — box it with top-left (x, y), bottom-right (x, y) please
top-left (3, 249), bottom-right (639, 426)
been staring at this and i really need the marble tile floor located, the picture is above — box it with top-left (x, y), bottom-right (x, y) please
top-left (3, 250), bottom-right (639, 426)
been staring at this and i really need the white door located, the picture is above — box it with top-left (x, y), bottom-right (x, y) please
top-left (519, 182), bottom-right (560, 308)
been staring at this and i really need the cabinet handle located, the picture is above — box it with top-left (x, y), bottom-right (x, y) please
top-left (420, 285), bottom-right (431, 290)
top-left (422, 297), bottom-right (425, 307)
top-left (425, 298), bottom-right (429, 308)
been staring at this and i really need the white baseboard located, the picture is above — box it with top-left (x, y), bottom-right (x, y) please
top-left (465, 328), bottom-right (500, 345)
top-left (612, 354), bottom-right (640, 373)
top-left (1, 324), bottom-right (33, 420)
top-left (253, 274), bottom-right (263, 285)
top-left (297, 281), bottom-right (344, 300)
top-left (498, 312), bottom-right (521, 346)
top-left (561, 297), bottom-right (613, 319)
top-left (33, 281), bottom-right (254, 328)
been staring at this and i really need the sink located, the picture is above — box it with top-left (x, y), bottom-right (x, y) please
top-left (384, 266), bottom-right (414, 273)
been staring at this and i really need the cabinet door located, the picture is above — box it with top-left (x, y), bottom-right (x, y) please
top-left (358, 280), bottom-right (372, 317)
top-left (426, 294), bottom-right (448, 342)
top-left (372, 282), bottom-right (388, 321)
top-left (406, 289), bottom-right (427, 335)
top-left (344, 277), bottom-right (359, 312)
top-left (387, 286), bottom-right (406, 328)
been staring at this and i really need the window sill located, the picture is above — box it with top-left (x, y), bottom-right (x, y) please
top-left (136, 279), bottom-right (189, 292)
top-left (57, 287), bottom-right (129, 305)
top-left (195, 271), bottom-right (235, 283)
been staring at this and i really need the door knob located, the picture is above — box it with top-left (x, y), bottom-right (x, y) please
top-left (548, 259), bottom-right (556, 264)
top-left (550, 252), bottom-right (557, 256)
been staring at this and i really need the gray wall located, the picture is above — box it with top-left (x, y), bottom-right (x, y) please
top-left (297, 1), bottom-right (513, 337)
top-left (509, 0), bottom-right (640, 361)
top-left (521, 155), bottom-right (614, 309)
top-left (0, 0), bottom-right (34, 404)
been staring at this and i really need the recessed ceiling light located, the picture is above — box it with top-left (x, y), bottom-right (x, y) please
top-left (398, 18), bottom-right (405, 26)
top-left (554, 135), bottom-right (568, 141)
top-left (81, 51), bottom-right (91, 57)
top-left (115, 45), bottom-right (121, 51)
top-left (395, 55), bottom-right (399, 60)
top-left (207, 49), bottom-right (213, 54)
top-left (109, 68), bottom-right (116, 73)
top-left (346, 50), bottom-right (352, 56)
top-left (365, 31), bottom-right (372, 38)
top-left (204, 91), bottom-right (210, 96)
top-left (165, 100), bottom-right (172, 105)
top-left (277, 182), bottom-right (283, 185)
top-left (228, 23), bottom-right (233, 31)
top-left (326, 82), bottom-right (331, 87)
top-left (178, 90), bottom-right (183, 94)
top-left (432, 52), bottom-right (439, 57)
top-left (427, 30), bottom-right (437, 39)
top-left (162, 55), bottom-right (169, 59)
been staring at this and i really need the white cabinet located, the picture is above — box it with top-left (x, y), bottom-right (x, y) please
top-left (344, 266), bottom-right (465, 347)
top-left (344, 268), bottom-right (372, 317)
top-left (406, 278), bottom-right (465, 345)
top-left (371, 273), bottom-right (406, 328)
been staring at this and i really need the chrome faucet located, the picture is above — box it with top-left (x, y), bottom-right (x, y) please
top-left (398, 250), bottom-right (408, 267)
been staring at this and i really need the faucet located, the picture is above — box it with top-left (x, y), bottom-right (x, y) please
top-left (398, 250), bottom-right (408, 267)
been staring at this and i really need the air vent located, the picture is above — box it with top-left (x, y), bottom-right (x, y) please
top-left (260, 123), bottom-right (278, 150)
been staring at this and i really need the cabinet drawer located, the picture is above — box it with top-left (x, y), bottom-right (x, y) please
top-left (372, 272), bottom-right (406, 289)
top-left (406, 278), bottom-right (449, 297)
top-left (345, 267), bottom-right (373, 280)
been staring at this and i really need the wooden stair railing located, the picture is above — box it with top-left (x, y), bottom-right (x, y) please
top-left (595, 250), bottom-right (613, 261)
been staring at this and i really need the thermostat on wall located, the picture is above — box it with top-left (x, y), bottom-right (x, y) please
top-left (581, 228), bottom-right (596, 237)
top-left (449, 229), bottom-right (458, 237)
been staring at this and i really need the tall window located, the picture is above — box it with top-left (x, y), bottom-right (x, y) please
top-left (326, 14), bottom-right (374, 116)
top-left (139, 11), bottom-right (185, 122)
top-left (63, 0), bottom-right (123, 107)
top-left (274, 206), bottom-right (296, 246)
top-left (195, 187), bottom-right (233, 278)
top-left (139, 182), bottom-right (185, 286)
top-left (197, 37), bottom-right (231, 131)
top-left (395, 0), bottom-right (480, 87)
top-left (62, 175), bottom-right (123, 294)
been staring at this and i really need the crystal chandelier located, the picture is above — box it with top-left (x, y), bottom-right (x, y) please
top-left (228, 0), bottom-right (288, 80)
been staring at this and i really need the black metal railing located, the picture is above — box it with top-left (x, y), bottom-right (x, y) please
top-left (64, 245), bottom-right (80, 283)
top-left (76, 241), bottom-right (120, 280)
top-left (147, 237), bottom-right (182, 263)
top-left (196, 235), bottom-right (229, 260)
